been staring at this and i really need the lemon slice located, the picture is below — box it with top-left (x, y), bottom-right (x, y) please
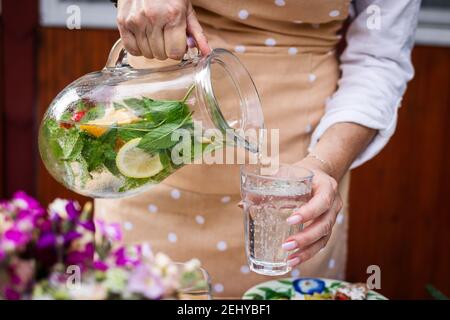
top-left (116, 138), bottom-right (164, 178)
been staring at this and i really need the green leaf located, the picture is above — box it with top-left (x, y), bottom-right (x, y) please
top-left (80, 105), bottom-right (105, 123)
top-left (113, 102), bottom-right (126, 110)
top-left (278, 280), bottom-right (294, 285)
top-left (138, 123), bottom-right (183, 153)
top-left (137, 110), bottom-right (193, 154)
top-left (81, 138), bottom-right (104, 172)
top-left (117, 120), bottom-right (165, 142)
top-left (60, 110), bottom-right (73, 123)
top-left (257, 287), bottom-right (293, 300)
top-left (104, 150), bottom-right (119, 176)
top-left (65, 134), bottom-right (84, 160)
top-left (244, 293), bottom-right (264, 300)
top-left (143, 98), bottom-right (190, 124)
top-left (42, 119), bottom-right (82, 160)
top-left (123, 98), bottom-right (148, 116)
top-left (42, 119), bottom-right (64, 159)
top-left (75, 100), bottom-right (88, 112)
top-left (74, 155), bottom-right (91, 187)
top-left (330, 282), bottom-right (343, 289)
top-left (158, 150), bottom-right (172, 168)
top-left (60, 128), bottom-right (81, 159)
top-left (119, 177), bottom-right (151, 193)
top-left (426, 284), bottom-right (449, 300)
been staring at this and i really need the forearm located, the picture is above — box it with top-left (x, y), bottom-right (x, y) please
top-left (301, 122), bottom-right (376, 181)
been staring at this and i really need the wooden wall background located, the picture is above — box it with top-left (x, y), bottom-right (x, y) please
top-left (3, 24), bottom-right (449, 299)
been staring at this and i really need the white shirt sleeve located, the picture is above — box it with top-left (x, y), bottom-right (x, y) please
top-left (308, 0), bottom-right (421, 169)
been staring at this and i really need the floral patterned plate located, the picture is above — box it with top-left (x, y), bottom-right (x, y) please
top-left (242, 278), bottom-right (388, 300)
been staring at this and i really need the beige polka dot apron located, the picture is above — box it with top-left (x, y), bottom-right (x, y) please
top-left (96, 0), bottom-right (352, 298)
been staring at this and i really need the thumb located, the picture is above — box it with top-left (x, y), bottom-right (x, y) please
top-left (186, 4), bottom-right (211, 55)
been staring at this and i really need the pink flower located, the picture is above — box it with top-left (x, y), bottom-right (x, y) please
top-left (95, 220), bottom-right (122, 242)
top-left (3, 228), bottom-right (31, 248)
top-left (127, 264), bottom-right (164, 299)
top-left (11, 258), bottom-right (35, 287)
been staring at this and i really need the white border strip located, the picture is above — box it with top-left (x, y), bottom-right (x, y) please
top-left (39, 1), bottom-right (450, 47)
top-left (40, 0), bottom-right (117, 29)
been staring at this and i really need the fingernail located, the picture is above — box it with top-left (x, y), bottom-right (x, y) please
top-left (286, 215), bottom-right (302, 225)
top-left (287, 257), bottom-right (300, 267)
top-left (282, 240), bottom-right (297, 251)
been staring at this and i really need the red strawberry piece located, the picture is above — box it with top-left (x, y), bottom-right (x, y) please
top-left (72, 110), bottom-right (86, 122)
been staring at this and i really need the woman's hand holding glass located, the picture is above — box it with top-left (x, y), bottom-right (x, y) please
top-left (282, 158), bottom-right (343, 268)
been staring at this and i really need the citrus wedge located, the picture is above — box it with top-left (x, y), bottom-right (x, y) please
top-left (80, 108), bottom-right (140, 138)
top-left (116, 138), bottom-right (164, 178)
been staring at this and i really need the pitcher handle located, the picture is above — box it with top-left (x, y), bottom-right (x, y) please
top-left (105, 37), bottom-right (200, 69)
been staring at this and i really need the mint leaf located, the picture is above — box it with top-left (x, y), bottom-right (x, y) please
top-left (80, 105), bottom-right (105, 123)
top-left (65, 134), bottom-right (84, 160)
top-left (113, 102), bottom-right (126, 110)
top-left (81, 137), bottom-right (104, 172)
top-left (123, 98), bottom-right (148, 116)
top-left (75, 155), bottom-right (90, 187)
top-left (80, 128), bottom-right (118, 173)
top-left (59, 128), bottom-right (81, 159)
top-left (137, 112), bottom-right (192, 153)
top-left (117, 120), bottom-right (164, 142)
top-left (158, 150), bottom-right (171, 168)
top-left (137, 123), bottom-right (183, 153)
top-left (104, 155), bottom-right (119, 176)
top-left (119, 177), bottom-right (151, 192)
top-left (149, 164), bottom-right (172, 183)
top-left (60, 110), bottom-right (73, 123)
top-left (42, 119), bottom-right (64, 159)
top-left (102, 130), bottom-right (120, 176)
top-left (143, 98), bottom-right (190, 123)
top-left (43, 119), bottom-right (81, 160)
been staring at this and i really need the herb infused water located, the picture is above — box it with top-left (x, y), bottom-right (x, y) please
top-left (39, 86), bottom-right (209, 198)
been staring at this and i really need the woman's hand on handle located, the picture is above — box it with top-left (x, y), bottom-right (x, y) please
top-left (116, 0), bottom-right (211, 60)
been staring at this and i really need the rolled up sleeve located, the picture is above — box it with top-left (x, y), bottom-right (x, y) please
top-left (308, 0), bottom-right (421, 169)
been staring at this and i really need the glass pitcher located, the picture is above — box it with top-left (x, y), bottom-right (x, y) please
top-left (38, 40), bottom-right (265, 198)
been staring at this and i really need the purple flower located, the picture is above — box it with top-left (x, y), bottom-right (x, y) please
top-left (48, 198), bottom-right (76, 221)
top-left (4, 287), bottom-right (21, 300)
top-left (37, 219), bottom-right (52, 233)
top-left (114, 246), bottom-right (142, 268)
top-left (95, 220), bottom-right (122, 242)
top-left (65, 201), bottom-right (81, 220)
top-left (0, 249), bottom-right (5, 262)
top-left (78, 220), bottom-right (95, 232)
top-left (12, 191), bottom-right (42, 211)
top-left (93, 260), bottom-right (109, 272)
top-left (127, 264), bottom-right (164, 299)
top-left (64, 230), bottom-right (82, 244)
top-left (66, 250), bottom-right (91, 266)
top-left (37, 233), bottom-right (56, 249)
top-left (37, 230), bottom-right (82, 250)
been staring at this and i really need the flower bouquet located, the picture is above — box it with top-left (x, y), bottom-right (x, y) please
top-left (0, 192), bottom-right (209, 300)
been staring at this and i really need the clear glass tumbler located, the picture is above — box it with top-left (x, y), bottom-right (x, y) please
top-left (240, 164), bottom-right (313, 276)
